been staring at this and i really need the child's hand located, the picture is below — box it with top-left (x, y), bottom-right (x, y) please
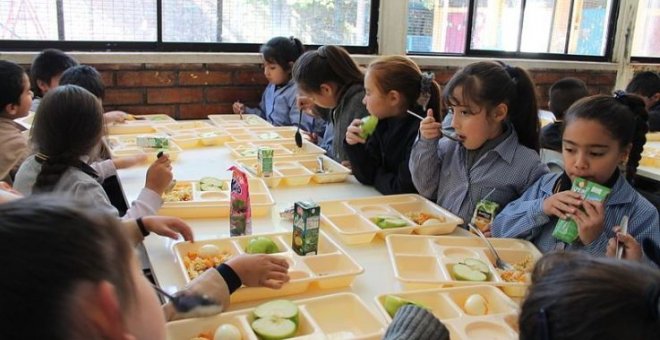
top-left (542, 190), bottom-right (582, 219)
top-left (420, 109), bottom-right (441, 140)
top-left (145, 153), bottom-right (173, 195)
top-left (606, 226), bottom-right (642, 261)
top-left (226, 254), bottom-right (290, 289)
top-left (141, 216), bottom-right (194, 241)
top-left (345, 118), bottom-right (367, 145)
top-left (232, 101), bottom-right (245, 115)
top-left (0, 181), bottom-right (22, 203)
top-left (573, 200), bottom-right (605, 245)
top-left (301, 131), bottom-right (318, 144)
top-left (296, 96), bottom-right (315, 115)
top-left (103, 110), bottom-right (130, 124)
top-left (113, 154), bottom-right (148, 169)
top-left (341, 160), bottom-right (352, 169)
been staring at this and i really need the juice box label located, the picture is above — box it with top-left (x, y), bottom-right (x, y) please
top-left (552, 178), bottom-right (610, 243)
top-left (471, 199), bottom-right (499, 231)
top-left (229, 166), bottom-right (251, 236)
top-left (136, 136), bottom-right (169, 149)
top-left (292, 201), bottom-right (320, 256)
top-left (257, 147), bottom-right (273, 177)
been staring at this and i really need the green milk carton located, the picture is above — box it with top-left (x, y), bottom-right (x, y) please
top-left (552, 178), bottom-right (611, 243)
top-left (257, 147), bottom-right (273, 177)
top-left (292, 201), bottom-right (320, 256)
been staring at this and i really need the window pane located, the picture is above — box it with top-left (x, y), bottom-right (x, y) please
top-left (162, 0), bottom-right (373, 46)
top-left (406, 0), bottom-right (468, 53)
top-left (632, 0), bottom-right (660, 58)
top-left (521, 0), bottom-right (571, 53)
top-left (471, 0), bottom-right (522, 52)
top-left (566, 0), bottom-right (612, 56)
top-left (0, 0), bottom-right (58, 40)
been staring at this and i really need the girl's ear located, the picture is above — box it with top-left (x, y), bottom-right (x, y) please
top-left (3, 103), bottom-right (16, 116)
top-left (319, 83), bottom-right (334, 97)
top-left (85, 281), bottom-right (132, 340)
top-left (36, 79), bottom-right (50, 95)
top-left (620, 142), bottom-right (632, 165)
top-left (492, 103), bottom-right (508, 122)
top-left (387, 90), bottom-right (402, 107)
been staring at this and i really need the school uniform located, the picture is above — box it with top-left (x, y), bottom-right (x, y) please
top-left (245, 80), bottom-right (325, 136)
top-left (0, 117), bottom-right (29, 183)
top-left (344, 113), bottom-right (419, 195)
top-left (319, 83), bottom-right (369, 162)
top-left (491, 171), bottom-right (660, 258)
top-left (409, 126), bottom-right (548, 225)
top-left (14, 155), bottom-right (161, 219)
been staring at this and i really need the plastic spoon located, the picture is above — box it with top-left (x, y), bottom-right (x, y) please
top-left (406, 109), bottom-right (460, 142)
top-left (151, 284), bottom-right (221, 314)
top-left (616, 215), bottom-right (629, 259)
top-left (294, 109), bottom-right (304, 148)
top-left (316, 156), bottom-right (325, 173)
top-left (467, 223), bottom-right (514, 271)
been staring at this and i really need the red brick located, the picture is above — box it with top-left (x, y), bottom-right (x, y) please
top-left (531, 72), bottom-right (565, 85)
top-left (93, 63), bottom-right (143, 71)
top-left (147, 88), bottom-right (203, 104)
top-left (117, 71), bottom-right (176, 87)
top-left (233, 69), bottom-right (267, 85)
top-left (100, 71), bottom-right (114, 87)
top-left (206, 87), bottom-right (263, 103)
top-left (587, 72), bottom-right (616, 86)
top-left (179, 71), bottom-right (232, 85)
top-left (145, 63), bottom-right (204, 70)
top-left (104, 89), bottom-right (144, 105)
top-left (179, 103), bottom-right (233, 119)
top-left (207, 63), bottom-right (246, 71)
top-left (107, 105), bottom-right (176, 116)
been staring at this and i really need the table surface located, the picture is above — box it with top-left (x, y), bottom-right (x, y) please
top-left (639, 141), bottom-right (660, 182)
top-left (116, 141), bottom-right (470, 318)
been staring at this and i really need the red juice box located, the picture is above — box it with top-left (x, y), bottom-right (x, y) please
top-left (228, 166), bottom-right (251, 236)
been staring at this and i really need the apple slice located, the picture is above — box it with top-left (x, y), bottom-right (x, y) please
top-left (462, 258), bottom-right (490, 276)
top-left (251, 317), bottom-right (296, 340)
top-left (253, 300), bottom-right (299, 325)
top-left (452, 263), bottom-right (488, 281)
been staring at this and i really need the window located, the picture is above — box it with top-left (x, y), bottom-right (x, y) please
top-left (407, 0), bottom-right (617, 60)
top-left (0, 0), bottom-right (378, 52)
top-left (631, 0), bottom-right (660, 60)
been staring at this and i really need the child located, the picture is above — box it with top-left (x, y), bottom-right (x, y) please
top-left (292, 45), bottom-right (369, 163)
top-left (344, 56), bottom-right (433, 194)
top-left (233, 36), bottom-right (325, 136)
top-left (0, 196), bottom-right (290, 339)
top-left (13, 85), bottom-right (172, 219)
top-left (0, 60), bottom-right (32, 184)
top-left (491, 94), bottom-right (660, 258)
top-left (541, 77), bottom-right (589, 152)
top-left (410, 61), bottom-right (548, 227)
top-left (626, 71), bottom-right (660, 131)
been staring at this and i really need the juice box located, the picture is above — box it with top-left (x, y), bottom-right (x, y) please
top-left (257, 147), bottom-right (273, 177)
top-left (471, 200), bottom-right (499, 231)
top-left (136, 136), bottom-right (169, 149)
top-left (292, 201), bottom-right (320, 256)
top-left (552, 178), bottom-right (611, 243)
top-left (228, 166), bottom-right (251, 236)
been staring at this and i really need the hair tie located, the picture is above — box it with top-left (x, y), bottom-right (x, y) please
top-left (646, 283), bottom-right (660, 320)
top-left (417, 72), bottom-right (434, 110)
top-left (317, 46), bottom-right (327, 59)
top-left (35, 153), bottom-right (50, 163)
top-left (613, 90), bottom-right (627, 102)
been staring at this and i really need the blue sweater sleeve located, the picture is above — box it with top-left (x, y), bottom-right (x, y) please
top-left (491, 175), bottom-right (553, 239)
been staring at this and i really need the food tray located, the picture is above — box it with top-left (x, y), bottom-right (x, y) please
top-left (225, 139), bottom-right (326, 158)
top-left (107, 114), bottom-right (176, 135)
top-left (173, 231), bottom-right (364, 303)
top-left (641, 146), bottom-right (660, 167)
top-left (375, 286), bottom-right (519, 340)
top-left (159, 178), bottom-right (274, 218)
top-left (235, 155), bottom-right (351, 187)
top-left (386, 234), bottom-right (542, 297)
top-left (166, 293), bottom-right (385, 340)
top-left (225, 126), bottom-right (298, 142)
top-left (103, 134), bottom-right (182, 163)
top-left (154, 121), bottom-right (231, 148)
top-left (319, 194), bottom-right (463, 245)
top-left (208, 114), bottom-right (272, 128)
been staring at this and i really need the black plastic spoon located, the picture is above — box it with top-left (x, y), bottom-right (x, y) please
top-left (152, 284), bottom-right (222, 314)
top-left (294, 109), bottom-right (303, 148)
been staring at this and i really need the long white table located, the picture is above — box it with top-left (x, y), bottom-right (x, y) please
top-left (639, 141), bottom-right (660, 182)
top-left (116, 143), bottom-right (470, 315)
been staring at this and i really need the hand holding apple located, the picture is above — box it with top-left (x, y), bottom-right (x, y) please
top-left (345, 118), bottom-right (366, 145)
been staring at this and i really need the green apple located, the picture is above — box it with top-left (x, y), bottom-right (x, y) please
top-left (370, 216), bottom-right (409, 229)
top-left (452, 263), bottom-right (488, 281)
top-left (251, 299), bottom-right (299, 339)
top-left (383, 295), bottom-right (427, 318)
top-left (359, 115), bottom-right (379, 139)
top-left (246, 237), bottom-right (280, 254)
top-left (461, 258), bottom-right (490, 276)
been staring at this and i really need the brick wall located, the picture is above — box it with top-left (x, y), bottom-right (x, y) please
top-left (29, 62), bottom-right (617, 120)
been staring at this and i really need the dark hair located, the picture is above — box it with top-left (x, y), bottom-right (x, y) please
top-left (0, 60), bottom-right (27, 112)
top-left (548, 77), bottom-right (589, 119)
top-left (626, 71), bottom-right (660, 98)
top-left (260, 36), bottom-right (305, 71)
top-left (367, 56), bottom-right (441, 119)
top-left (564, 93), bottom-right (649, 182)
top-left (31, 85), bottom-right (105, 192)
top-left (30, 48), bottom-right (78, 97)
top-left (442, 61), bottom-right (540, 152)
top-left (520, 252), bottom-right (660, 340)
top-left (292, 45), bottom-right (363, 97)
top-left (0, 195), bottom-right (135, 340)
top-left (59, 65), bottom-right (105, 100)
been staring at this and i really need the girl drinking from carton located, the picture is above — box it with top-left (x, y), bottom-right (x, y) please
top-left (344, 56), bottom-right (434, 194)
top-left (14, 85), bottom-right (172, 219)
top-left (233, 36), bottom-right (325, 136)
top-left (292, 45), bottom-right (369, 163)
top-left (491, 93), bottom-right (660, 259)
top-left (409, 61), bottom-right (548, 228)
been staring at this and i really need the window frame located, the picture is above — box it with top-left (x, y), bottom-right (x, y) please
top-left (0, 0), bottom-right (381, 54)
top-left (406, 0), bottom-right (621, 62)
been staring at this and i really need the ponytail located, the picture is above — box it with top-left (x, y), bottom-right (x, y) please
top-left (614, 91), bottom-right (649, 182)
top-left (260, 36), bottom-right (306, 71)
top-left (504, 65), bottom-right (540, 152)
top-left (292, 45), bottom-right (363, 95)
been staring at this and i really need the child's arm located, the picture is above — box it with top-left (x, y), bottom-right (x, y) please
top-left (409, 109), bottom-right (443, 199)
top-left (123, 155), bottom-right (172, 219)
top-left (242, 85), bottom-right (269, 118)
top-left (121, 216), bottom-right (194, 247)
top-left (606, 226), bottom-right (642, 261)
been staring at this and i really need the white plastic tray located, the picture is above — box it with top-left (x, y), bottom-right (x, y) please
top-left (224, 126), bottom-right (299, 142)
top-left (235, 155), bottom-right (351, 187)
top-left (103, 134), bottom-right (182, 163)
top-left (208, 114), bottom-right (272, 128)
top-left (154, 121), bottom-right (231, 148)
top-left (107, 114), bottom-right (176, 135)
top-left (225, 140), bottom-right (326, 158)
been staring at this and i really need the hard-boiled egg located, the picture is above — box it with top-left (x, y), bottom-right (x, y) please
top-left (198, 244), bottom-right (221, 259)
top-left (214, 323), bottom-right (242, 340)
top-left (464, 294), bottom-right (488, 315)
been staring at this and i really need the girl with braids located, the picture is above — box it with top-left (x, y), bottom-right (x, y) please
top-left (344, 56), bottom-right (433, 194)
top-left (13, 85), bottom-right (173, 219)
top-left (410, 61), bottom-right (548, 228)
top-left (292, 45), bottom-right (369, 164)
top-left (492, 93), bottom-right (660, 260)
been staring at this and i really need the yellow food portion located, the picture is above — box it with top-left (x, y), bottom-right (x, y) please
top-left (404, 211), bottom-right (445, 225)
top-left (497, 256), bottom-right (533, 283)
top-left (163, 185), bottom-right (193, 202)
top-left (184, 250), bottom-right (231, 280)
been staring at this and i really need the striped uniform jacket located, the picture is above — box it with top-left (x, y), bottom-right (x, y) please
top-left (409, 128), bottom-right (548, 225)
top-left (491, 172), bottom-right (660, 258)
